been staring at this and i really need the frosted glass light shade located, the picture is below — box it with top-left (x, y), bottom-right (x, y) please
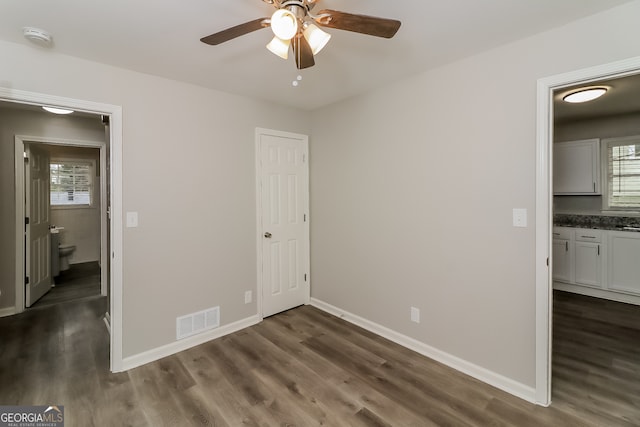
top-left (303, 24), bottom-right (331, 55)
top-left (271, 9), bottom-right (298, 40)
top-left (267, 36), bottom-right (290, 59)
top-left (42, 106), bottom-right (74, 115)
top-left (563, 87), bottom-right (607, 103)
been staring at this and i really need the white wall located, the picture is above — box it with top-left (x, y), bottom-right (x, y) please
top-left (554, 112), bottom-right (640, 214)
top-left (309, 1), bottom-right (640, 393)
top-left (0, 108), bottom-right (105, 309)
top-left (0, 39), bottom-right (310, 357)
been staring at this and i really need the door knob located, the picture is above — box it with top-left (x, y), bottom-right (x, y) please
top-left (264, 232), bottom-right (272, 238)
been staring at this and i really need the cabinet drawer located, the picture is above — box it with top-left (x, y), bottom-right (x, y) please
top-left (553, 227), bottom-right (573, 240)
top-left (575, 229), bottom-right (601, 243)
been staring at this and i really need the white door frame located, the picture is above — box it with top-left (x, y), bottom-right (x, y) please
top-left (16, 136), bottom-right (108, 306)
top-left (254, 127), bottom-right (310, 319)
top-left (535, 55), bottom-right (640, 406)
top-left (1, 87), bottom-right (124, 372)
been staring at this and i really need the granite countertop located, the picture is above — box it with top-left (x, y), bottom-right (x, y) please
top-left (554, 214), bottom-right (640, 232)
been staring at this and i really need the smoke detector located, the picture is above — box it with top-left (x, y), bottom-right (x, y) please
top-left (23, 27), bottom-right (52, 47)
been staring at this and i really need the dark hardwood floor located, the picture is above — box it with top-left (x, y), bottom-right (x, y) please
top-left (31, 261), bottom-right (101, 309)
top-left (1, 291), bottom-right (639, 426)
top-left (552, 290), bottom-right (640, 426)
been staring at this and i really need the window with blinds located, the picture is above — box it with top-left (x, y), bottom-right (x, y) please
top-left (50, 161), bottom-right (93, 206)
top-left (605, 136), bottom-right (640, 209)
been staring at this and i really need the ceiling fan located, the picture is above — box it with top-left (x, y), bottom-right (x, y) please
top-left (200, 0), bottom-right (401, 70)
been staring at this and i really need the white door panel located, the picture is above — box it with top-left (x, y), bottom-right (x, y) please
top-left (258, 130), bottom-right (309, 317)
top-left (25, 144), bottom-right (52, 306)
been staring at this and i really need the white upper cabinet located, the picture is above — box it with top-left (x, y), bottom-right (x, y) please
top-left (553, 139), bottom-right (600, 195)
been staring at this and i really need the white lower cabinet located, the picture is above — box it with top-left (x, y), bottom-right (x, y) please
top-left (552, 227), bottom-right (573, 283)
top-left (574, 229), bottom-right (603, 288)
top-left (608, 231), bottom-right (640, 295)
top-left (554, 227), bottom-right (640, 305)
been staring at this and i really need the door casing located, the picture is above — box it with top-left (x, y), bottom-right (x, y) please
top-left (535, 55), bottom-right (640, 406)
top-left (16, 136), bottom-right (108, 308)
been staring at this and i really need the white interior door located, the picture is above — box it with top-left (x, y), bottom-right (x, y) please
top-left (25, 144), bottom-right (52, 307)
top-left (258, 129), bottom-right (309, 318)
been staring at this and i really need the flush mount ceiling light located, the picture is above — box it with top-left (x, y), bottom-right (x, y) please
top-left (563, 87), bottom-right (608, 103)
top-left (200, 0), bottom-right (401, 70)
top-left (42, 106), bottom-right (74, 115)
top-left (23, 27), bottom-right (53, 47)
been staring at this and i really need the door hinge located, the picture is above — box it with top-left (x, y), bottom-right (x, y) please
top-left (304, 274), bottom-right (307, 282)
top-left (25, 276), bottom-right (29, 285)
top-left (304, 214), bottom-right (307, 222)
top-left (25, 217), bottom-right (30, 225)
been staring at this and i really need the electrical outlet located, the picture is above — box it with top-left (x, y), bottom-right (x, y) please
top-left (244, 291), bottom-right (252, 304)
top-left (411, 307), bottom-right (420, 323)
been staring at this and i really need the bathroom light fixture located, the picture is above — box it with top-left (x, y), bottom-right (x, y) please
top-left (23, 27), bottom-right (53, 47)
top-left (563, 87), bottom-right (608, 103)
top-left (42, 106), bottom-right (74, 115)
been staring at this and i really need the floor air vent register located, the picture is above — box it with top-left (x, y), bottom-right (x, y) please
top-left (176, 306), bottom-right (220, 340)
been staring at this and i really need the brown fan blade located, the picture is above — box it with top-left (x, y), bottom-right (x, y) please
top-left (200, 18), bottom-right (270, 45)
top-left (316, 9), bottom-right (401, 38)
top-left (292, 34), bottom-right (315, 69)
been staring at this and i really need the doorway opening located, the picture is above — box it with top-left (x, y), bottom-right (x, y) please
top-left (19, 139), bottom-right (106, 310)
top-left (0, 87), bottom-right (124, 372)
top-left (536, 56), bottom-right (640, 408)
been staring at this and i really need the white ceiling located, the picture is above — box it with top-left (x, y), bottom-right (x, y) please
top-left (0, 0), bottom-right (634, 110)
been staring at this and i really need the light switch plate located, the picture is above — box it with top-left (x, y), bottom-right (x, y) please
top-left (126, 211), bottom-right (138, 228)
top-left (513, 208), bottom-right (527, 228)
top-left (410, 307), bottom-right (420, 323)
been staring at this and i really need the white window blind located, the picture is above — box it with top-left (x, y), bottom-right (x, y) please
top-left (50, 161), bottom-right (92, 206)
top-left (605, 137), bottom-right (640, 209)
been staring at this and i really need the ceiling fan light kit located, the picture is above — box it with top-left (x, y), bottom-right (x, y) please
top-left (267, 36), bottom-right (291, 59)
top-left (201, 0), bottom-right (401, 70)
top-left (303, 23), bottom-right (331, 55)
top-left (271, 9), bottom-right (299, 40)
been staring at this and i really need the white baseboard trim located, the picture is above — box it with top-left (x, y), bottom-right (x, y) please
top-left (310, 298), bottom-right (537, 404)
top-left (554, 281), bottom-right (640, 306)
top-left (0, 306), bottom-right (16, 318)
top-left (121, 314), bottom-right (261, 371)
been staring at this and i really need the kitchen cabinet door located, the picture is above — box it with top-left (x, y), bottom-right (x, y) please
top-left (553, 139), bottom-right (600, 195)
top-left (552, 238), bottom-right (572, 283)
top-left (608, 232), bottom-right (640, 295)
top-left (574, 241), bottom-right (602, 288)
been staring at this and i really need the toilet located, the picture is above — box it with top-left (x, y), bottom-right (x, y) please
top-left (58, 244), bottom-right (76, 271)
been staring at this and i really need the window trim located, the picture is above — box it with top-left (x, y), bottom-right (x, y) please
top-left (601, 135), bottom-right (640, 213)
top-left (50, 157), bottom-right (96, 209)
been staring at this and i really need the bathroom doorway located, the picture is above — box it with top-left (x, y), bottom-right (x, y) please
top-left (15, 127), bottom-right (109, 312)
top-left (26, 142), bottom-right (103, 309)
